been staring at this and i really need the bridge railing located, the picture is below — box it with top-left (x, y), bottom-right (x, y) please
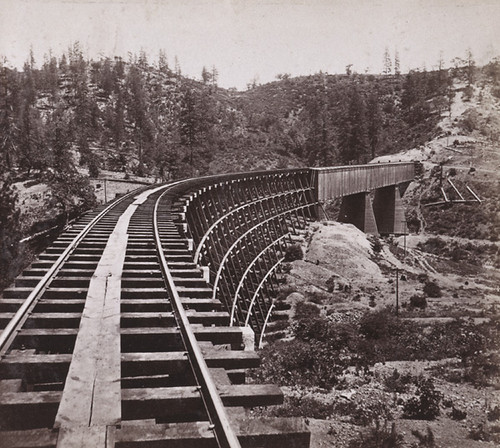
top-left (312, 162), bottom-right (415, 200)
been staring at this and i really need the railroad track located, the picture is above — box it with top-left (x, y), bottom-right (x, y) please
top-left (0, 183), bottom-right (309, 447)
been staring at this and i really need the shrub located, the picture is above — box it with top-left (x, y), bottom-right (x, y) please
top-left (423, 281), bottom-right (442, 298)
top-left (326, 275), bottom-right (337, 293)
top-left (417, 273), bottom-right (429, 283)
top-left (88, 158), bottom-right (100, 178)
top-left (370, 237), bottom-right (382, 253)
top-left (409, 294), bottom-right (427, 309)
top-left (468, 424), bottom-right (500, 443)
top-left (411, 427), bottom-right (436, 447)
top-left (384, 369), bottom-right (414, 393)
top-left (284, 244), bottom-right (303, 262)
top-left (359, 309), bottom-right (400, 340)
top-left (463, 353), bottom-right (500, 387)
top-left (306, 290), bottom-right (329, 304)
top-left (488, 406), bottom-right (500, 422)
top-left (294, 301), bottom-right (320, 320)
top-left (450, 406), bottom-right (467, 420)
top-left (403, 379), bottom-right (442, 420)
top-left (349, 401), bottom-right (394, 426)
top-left (348, 421), bottom-right (404, 448)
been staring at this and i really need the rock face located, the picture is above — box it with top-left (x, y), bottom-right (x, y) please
top-left (302, 222), bottom-right (384, 285)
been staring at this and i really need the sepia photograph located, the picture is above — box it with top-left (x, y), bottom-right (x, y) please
top-left (0, 0), bottom-right (499, 446)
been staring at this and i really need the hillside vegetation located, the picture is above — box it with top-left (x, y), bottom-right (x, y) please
top-left (1, 47), bottom-right (499, 283)
top-left (4, 47), bottom-right (495, 181)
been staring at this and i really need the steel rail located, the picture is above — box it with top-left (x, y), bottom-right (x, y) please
top-left (230, 234), bottom-right (289, 326)
top-left (153, 188), bottom-right (242, 448)
top-left (259, 303), bottom-right (276, 349)
top-left (211, 202), bottom-right (319, 302)
top-left (0, 185), bottom-right (150, 355)
top-left (193, 189), bottom-right (312, 264)
top-left (244, 257), bottom-right (284, 327)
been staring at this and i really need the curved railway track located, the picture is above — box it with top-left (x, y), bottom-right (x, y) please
top-left (0, 182), bottom-right (309, 448)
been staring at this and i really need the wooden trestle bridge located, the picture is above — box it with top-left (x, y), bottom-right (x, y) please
top-left (0, 162), bottom-right (414, 448)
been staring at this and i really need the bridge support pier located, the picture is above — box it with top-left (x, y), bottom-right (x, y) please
top-left (338, 192), bottom-right (379, 235)
top-left (373, 185), bottom-right (407, 235)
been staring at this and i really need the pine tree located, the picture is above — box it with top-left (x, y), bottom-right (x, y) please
top-left (0, 161), bottom-right (20, 288)
top-left (465, 48), bottom-right (475, 86)
top-left (138, 49), bottom-right (149, 70)
top-left (179, 86), bottom-right (197, 170)
top-left (366, 91), bottom-right (381, 160)
top-left (211, 65), bottom-right (218, 87)
top-left (394, 49), bottom-right (401, 76)
top-left (0, 63), bottom-right (18, 169)
top-left (158, 49), bottom-right (168, 72)
top-left (99, 57), bottom-right (114, 97)
top-left (338, 86), bottom-right (368, 163)
top-left (126, 63), bottom-right (154, 174)
top-left (174, 56), bottom-right (181, 77)
top-left (201, 66), bottom-right (210, 84)
top-left (18, 103), bottom-right (47, 174)
top-left (383, 47), bottom-right (392, 75)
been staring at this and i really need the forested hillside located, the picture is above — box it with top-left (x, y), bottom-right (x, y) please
top-left (1, 45), bottom-right (499, 287)
top-left (4, 46), bottom-right (497, 181)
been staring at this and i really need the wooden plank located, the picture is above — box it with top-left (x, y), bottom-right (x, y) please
top-left (0, 391), bottom-right (61, 430)
top-left (217, 384), bottom-right (283, 407)
top-left (122, 384), bottom-right (282, 414)
top-left (209, 368), bottom-right (232, 386)
top-left (114, 421), bottom-right (216, 448)
top-left (121, 350), bottom-right (259, 377)
top-left (121, 326), bottom-right (243, 345)
top-left (0, 379), bottom-right (22, 393)
top-left (0, 428), bottom-right (58, 448)
top-left (114, 417), bottom-right (309, 448)
top-left (0, 354), bottom-right (70, 384)
top-left (57, 426), bottom-right (107, 447)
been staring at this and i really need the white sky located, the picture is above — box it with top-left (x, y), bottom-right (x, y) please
top-left (0, 0), bottom-right (499, 90)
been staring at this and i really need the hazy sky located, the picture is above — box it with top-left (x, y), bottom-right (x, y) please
top-left (1, 0), bottom-right (499, 89)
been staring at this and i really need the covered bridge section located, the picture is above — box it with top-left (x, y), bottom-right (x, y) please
top-left (170, 162), bottom-right (415, 341)
top-left (313, 162), bottom-right (415, 235)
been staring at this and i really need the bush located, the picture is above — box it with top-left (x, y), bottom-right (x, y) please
top-left (489, 406), bottom-right (500, 422)
top-left (403, 379), bottom-right (442, 420)
top-left (423, 281), bottom-right (442, 298)
top-left (88, 158), bottom-right (100, 178)
top-left (450, 406), bottom-right (467, 421)
top-left (359, 309), bottom-right (400, 340)
top-left (349, 421), bottom-right (404, 448)
top-left (417, 273), bottom-right (429, 283)
top-left (370, 236), bottom-right (382, 253)
top-left (463, 352), bottom-right (500, 387)
top-left (284, 243), bottom-right (303, 261)
top-left (306, 290), bottom-right (329, 304)
top-left (468, 424), bottom-right (500, 443)
top-left (384, 369), bottom-right (414, 393)
top-left (326, 275), bottom-right (337, 293)
top-left (294, 301), bottom-right (320, 320)
top-left (411, 427), bottom-right (436, 447)
top-left (409, 294), bottom-right (427, 310)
